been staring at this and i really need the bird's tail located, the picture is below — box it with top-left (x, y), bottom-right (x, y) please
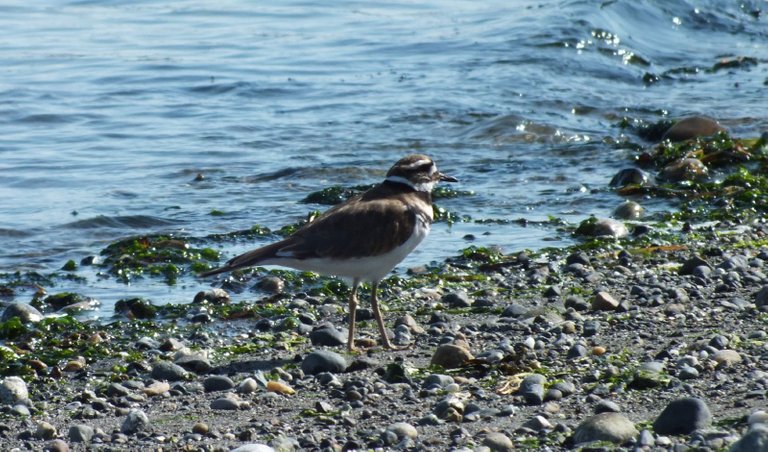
top-left (197, 241), bottom-right (286, 278)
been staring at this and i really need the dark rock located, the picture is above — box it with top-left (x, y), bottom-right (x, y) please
top-left (442, 291), bottom-right (473, 308)
top-left (115, 298), bottom-right (157, 319)
top-left (662, 116), bottom-right (725, 142)
top-left (150, 361), bottom-right (189, 381)
top-left (730, 424), bottom-right (768, 452)
top-left (613, 201), bottom-right (644, 220)
top-left (1, 303), bottom-right (43, 323)
top-left (652, 397), bottom-right (712, 435)
top-left (610, 168), bottom-right (648, 187)
top-left (203, 375), bottom-right (235, 392)
top-left (309, 324), bottom-right (346, 347)
top-left (192, 288), bottom-right (230, 304)
top-left (301, 350), bottom-right (347, 375)
top-left (519, 374), bottom-right (546, 405)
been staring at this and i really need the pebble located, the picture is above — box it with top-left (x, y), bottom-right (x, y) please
top-left (731, 423), bottom-right (768, 452)
top-left (143, 381), bottom-right (170, 396)
top-left (237, 377), bottom-right (260, 394)
top-left (595, 400), bottom-right (621, 413)
top-left (662, 116), bottom-right (725, 142)
top-left (121, 409), bottom-right (149, 434)
top-left (652, 397), bottom-right (712, 435)
top-left (483, 432), bottom-right (514, 451)
top-left (713, 349), bottom-right (742, 367)
top-left (573, 412), bottom-right (638, 445)
top-left (309, 324), bottom-right (347, 347)
top-left (69, 424), bottom-right (94, 443)
top-left (36, 421), bottom-right (57, 440)
top-left (756, 285), bottom-right (768, 310)
top-left (203, 375), bottom-right (235, 392)
top-left (301, 350), bottom-right (347, 375)
top-left (609, 168), bottom-right (648, 187)
top-left (613, 200), bottom-right (644, 220)
top-left (174, 350), bottom-right (213, 374)
top-left (0, 376), bottom-right (29, 404)
top-left (519, 374), bottom-right (546, 405)
top-left (151, 361), bottom-right (189, 381)
top-left (192, 288), bottom-right (230, 304)
top-left (385, 422), bottom-right (418, 440)
top-left (1, 302), bottom-right (43, 323)
top-left (210, 393), bottom-right (242, 410)
top-left (44, 439), bottom-right (70, 452)
top-left (430, 344), bottom-right (474, 369)
top-left (442, 290), bottom-right (473, 308)
top-left (394, 314), bottom-right (425, 334)
top-left (592, 291), bottom-right (620, 311)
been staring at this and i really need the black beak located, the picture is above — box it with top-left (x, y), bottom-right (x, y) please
top-left (439, 172), bottom-right (458, 183)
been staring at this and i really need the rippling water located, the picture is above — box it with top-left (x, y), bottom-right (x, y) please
top-left (1, 0), bottom-right (766, 314)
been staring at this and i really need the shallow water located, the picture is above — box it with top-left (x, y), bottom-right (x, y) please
top-left (1, 0), bottom-right (766, 316)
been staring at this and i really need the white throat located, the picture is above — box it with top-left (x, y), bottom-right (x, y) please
top-left (386, 175), bottom-right (435, 193)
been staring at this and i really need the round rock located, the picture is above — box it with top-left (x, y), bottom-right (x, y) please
top-left (309, 324), bottom-right (346, 347)
top-left (519, 374), bottom-right (546, 405)
top-left (0, 376), bottom-right (29, 404)
top-left (662, 116), bottom-right (725, 142)
top-left (68, 425), bottom-right (94, 443)
top-left (121, 409), bottom-right (149, 434)
top-left (573, 412), bottom-right (638, 445)
top-left (301, 350), bottom-right (347, 375)
top-left (730, 424), bottom-right (768, 452)
top-left (385, 422), bottom-right (418, 440)
top-left (613, 201), bottom-right (644, 220)
top-left (442, 291), bottom-right (473, 308)
top-left (652, 397), bottom-right (712, 435)
top-left (483, 432), bottom-right (514, 451)
top-left (430, 344), bottom-right (474, 369)
top-left (203, 375), bottom-right (235, 392)
top-left (151, 361), bottom-right (189, 381)
top-left (1, 302), bottom-right (43, 323)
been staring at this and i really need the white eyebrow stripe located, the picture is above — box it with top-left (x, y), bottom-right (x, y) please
top-left (401, 159), bottom-right (433, 170)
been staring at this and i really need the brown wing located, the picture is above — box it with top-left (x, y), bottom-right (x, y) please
top-left (282, 192), bottom-right (417, 259)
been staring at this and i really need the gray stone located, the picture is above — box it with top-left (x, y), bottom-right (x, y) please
top-left (121, 409), bottom-right (149, 434)
top-left (430, 344), bottom-right (473, 369)
top-left (151, 361), bottom-right (189, 381)
top-left (44, 439), bottom-right (70, 452)
top-left (678, 365), bottom-right (700, 380)
top-left (68, 424), bottom-right (94, 443)
top-left (653, 397), bottom-right (712, 435)
top-left (519, 374), bottom-right (546, 405)
top-left (422, 374), bottom-right (454, 390)
top-left (174, 351), bottom-right (213, 374)
top-left (385, 422), bottom-right (418, 440)
top-left (756, 286), bottom-right (768, 311)
top-left (613, 201), bottom-right (644, 220)
top-left (236, 377), bottom-right (260, 394)
top-left (210, 394), bottom-right (242, 410)
top-left (442, 291), bottom-right (473, 308)
top-left (36, 421), bottom-right (57, 440)
top-left (301, 350), bottom-right (347, 375)
top-left (595, 400), bottom-right (621, 413)
top-left (483, 431), bottom-right (514, 451)
top-left (729, 424), bottom-right (768, 452)
top-left (610, 168), bottom-right (648, 187)
top-left (0, 376), bottom-right (29, 404)
top-left (309, 324), bottom-right (346, 347)
top-left (1, 302), bottom-right (43, 323)
top-left (394, 314), bottom-right (425, 334)
top-left (713, 349), bottom-right (742, 368)
top-left (573, 412), bottom-right (638, 445)
top-left (203, 375), bottom-right (235, 392)
top-left (680, 255), bottom-right (712, 275)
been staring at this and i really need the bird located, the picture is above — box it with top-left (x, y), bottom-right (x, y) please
top-left (199, 154), bottom-right (457, 351)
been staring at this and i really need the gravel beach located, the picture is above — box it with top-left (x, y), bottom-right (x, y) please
top-left (3, 215), bottom-right (768, 451)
